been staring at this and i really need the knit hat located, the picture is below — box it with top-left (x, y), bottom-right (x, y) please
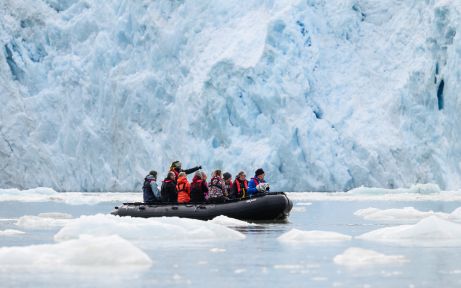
top-left (171, 161), bottom-right (181, 169)
top-left (255, 168), bottom-right (265, 176)
top-left (223, 172), bottom-right (232, 181)
top-left (149, 170), bottom-right (157, 178)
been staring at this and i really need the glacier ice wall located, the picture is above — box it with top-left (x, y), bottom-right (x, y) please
top-left (1, 0), bottom-right (461, 192)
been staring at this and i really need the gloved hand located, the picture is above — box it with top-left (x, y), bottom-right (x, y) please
top-left (198, 165), bottom-right (202, 169)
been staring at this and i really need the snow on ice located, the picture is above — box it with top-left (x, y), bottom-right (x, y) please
top-left (0, 235), bottom-right (152, 267)
top-left (54, 214), bottom-right (245, 243)
top-left (334, 247), bottom-right (408, 268)
top-left (354, 206), bottom-right (461, 223)
top-left (0, 188), bottom-right (139, 204)
top-left (357, 216), bottom-right (461, 247)
top-left (277, 228), bottom-right (352, 244)
top-left (208, 215), bottom-right (257, 227)
top-left (16, 213), bottom-right (73, 229)
top-left (0, 229), bottom-right (26, 236)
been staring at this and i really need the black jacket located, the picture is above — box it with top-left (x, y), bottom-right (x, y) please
top-left (173, 166), bottom-right (201, 176)
top-left (161, 179), bottom-right (177, 203)
top-left (190, 178), bottom-right (208, 203)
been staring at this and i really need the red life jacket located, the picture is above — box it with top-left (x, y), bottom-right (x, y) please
top-left (234, 178), bottom-right (248, 196)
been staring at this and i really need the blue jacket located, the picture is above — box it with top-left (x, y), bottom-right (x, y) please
top-left (143, 175), bottom-right (160, 202)
top-left (247, 177), bottom-right (268, 196)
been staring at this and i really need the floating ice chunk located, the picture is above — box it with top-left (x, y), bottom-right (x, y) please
top-left (0, 235), bottom-right (152, 267)
top-left (292, 207), bottom-right (306, 213)
top-left (57, 192), bottom-right (140, 205)
top-left (354, 207), bottom-right (435, 223)
top-left (0, 188), bottom-right (139, 204)
top-left (54, 214), bottom-right (245, 243)
top-left (278, 229), bottom-right (352, 243)
top-left (209, 248), bottom-right (226, 253)
top-left (449, 207), bottom-right (461, 219)
top-left (0, 187), bottom-right (59, 202)
top-left (209, 215), bottom-right (256, 227)
top-left (334, 247), bottom-right (408, 267)
top-left (357, 216), bottom-right (461, 246)
top-left (16, 213), bottom-right (74, 229)
top-left (0, 229), bottom-right (25, 236)
top-left (273, 264), bottom-right (304, 270)
top-left (287, 190), bottom-right (461, 202)
top-left (234, 269), bottom-right (246, 274)
top-left (348, 183), bottom-right (441, 195)
top-left (37, 212), bottom-right (73, 219)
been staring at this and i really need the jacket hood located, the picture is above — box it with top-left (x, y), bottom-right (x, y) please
top-left (177, 176), bottom-right (188, 184)
top-left (145, 175), bottom-right (156, 181)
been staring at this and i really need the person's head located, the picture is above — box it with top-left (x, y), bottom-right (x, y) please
top-left (255, 168), bottom-right (265, 180)
top-left (149, 170), bottom-right (157, 179)
top-left (201, 171), bottom-right (207, 180)
top-left (171, 161), bottom-right (182, 171)
top-left (213, 170), bottom-right (222, 178)
top-left (194, 170), bottom-right (202, 179)
top-left (178, 172), bottom-right (186, 179)
top-left (237, 171), bottom-right (246, 181)
top-left (167, 171), bottom-right (176, 180)
top-left (223, 172), bottom-right (232, 182)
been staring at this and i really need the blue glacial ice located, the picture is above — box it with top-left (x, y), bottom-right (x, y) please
top-left (2, 0), bottom-right (461, 192)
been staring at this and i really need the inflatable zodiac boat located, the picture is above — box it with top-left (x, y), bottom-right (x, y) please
top-left (111, 192), bottom-right (293, 221)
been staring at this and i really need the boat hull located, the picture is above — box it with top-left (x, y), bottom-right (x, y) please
top-left (111, 192), bottom-right (293, 221)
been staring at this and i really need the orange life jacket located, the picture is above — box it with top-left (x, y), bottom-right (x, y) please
top-left (177, 176), bottom-right (191, 203)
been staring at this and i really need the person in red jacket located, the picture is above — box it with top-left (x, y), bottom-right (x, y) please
top-left (177, 172), bottom-right (191, 203)
top-left (232, 171), bottom-right (248, 199)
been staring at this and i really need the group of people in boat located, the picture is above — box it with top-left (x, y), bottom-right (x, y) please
top-left (142, 161), bottom-right (270, 204)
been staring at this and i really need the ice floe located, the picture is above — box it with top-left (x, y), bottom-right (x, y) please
top-left (16, 213), bottom-right (74, 229)
top-left (334, 247), bottom-right (408, 268)
top-left (277, 228), bottom-right (352, 243)
top-left (3, 186), bottom-right (461, 204)
top-left (209, 215), bottom-right (257, 227)
top-left (349, 183), bottom-right (441, 195)
top-left (209, 248), bottom-right (226, 253)
top-left (0, 235), bottom-right (152, 267)
top-left (54, 214), bottom-right (245, 243)
top-left (37, 212), bottom-right (73, 219)
top-left (354, 207), bottom-right (436, 223)
top-left (354, 207), bottom-right (461, 223)
top-left (288, 184), bottom-right (461, 202)
top-left (0, 229), bottom-right (25, 236)
top-left (0, 188), bottom-right (139, 204)
top-left (357, 216), bottom-right (461, 246)
top-left (291, 207), bottom-right (307, 213)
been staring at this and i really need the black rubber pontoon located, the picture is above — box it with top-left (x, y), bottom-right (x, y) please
top-left (111, 192), bottom-right (293, 221)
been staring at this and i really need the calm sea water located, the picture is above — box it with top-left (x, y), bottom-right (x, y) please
top-left (0, 196), bottom-right (461, 288)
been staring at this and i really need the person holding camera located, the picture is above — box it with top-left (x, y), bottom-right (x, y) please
top-left (247, 168), bottom-right (270, 197)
